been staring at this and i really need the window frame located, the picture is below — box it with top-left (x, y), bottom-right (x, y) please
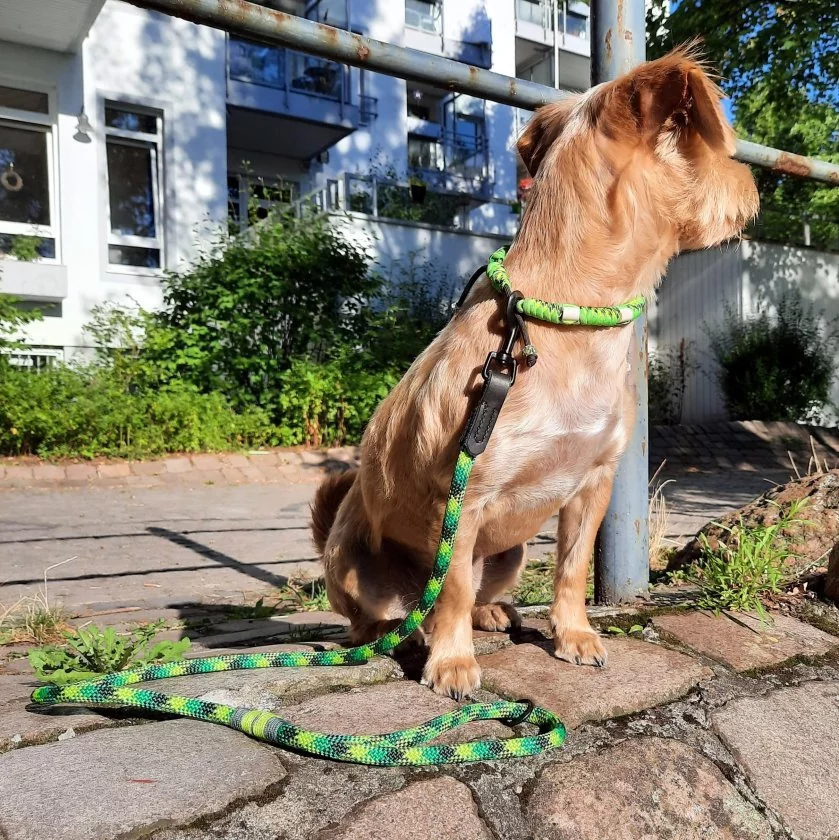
top-left (0, 80), bottom-right (60, 263)
top-left (103, 102), bottom-right (165, 274)
top-left (405, 0), bottom-right (442, 34)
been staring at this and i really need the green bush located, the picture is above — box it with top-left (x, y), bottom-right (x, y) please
top-left (708, 292), bottom-right (839, 423)
top-left (0, 291), bottom-right (41, 355)
top-left (147, 211), bottom-right (379, 416)
top-left (0, 364), bottom-right (274, 458)
top-left (0, 213), bottom-right (454, 459)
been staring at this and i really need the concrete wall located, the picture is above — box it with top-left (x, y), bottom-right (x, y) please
top-left (650, 241), bottom-right (839, 423)
top-left (333, 211), bottom-right (508, 291)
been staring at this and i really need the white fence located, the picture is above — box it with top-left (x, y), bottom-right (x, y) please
top-left (650, 240), bottom-right (839, 423)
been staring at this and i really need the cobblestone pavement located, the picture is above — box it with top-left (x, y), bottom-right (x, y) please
top-left (3, 439), bottom-right (839, 838)
top-left (2, 606), bottom-right (839, 839)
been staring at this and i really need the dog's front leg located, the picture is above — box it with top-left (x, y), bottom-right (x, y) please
top-left (551, 470), bottom-right (613, 666)
top-left (422, 516), bottom-right (481, 700)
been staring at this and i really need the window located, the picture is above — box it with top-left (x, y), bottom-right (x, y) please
top-left (0, 84), bottom-right (57, 260)
top-left (408, 134), bottom-right (443, 171)
top-left (104, 103), bottom-right (164, 270)
top-left (565, 10), bottom-right (588, 39)
top-left (516, 0), bottom-right (544, 26)
top-left (229, 39), bottom-right (286, 89)
top-left (405, 0), bottom-right (441, 33)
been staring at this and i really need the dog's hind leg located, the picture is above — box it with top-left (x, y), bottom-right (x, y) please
top-left (471, 544), bottom-right (527, 631)
top-left (551, 468), bottom-right (613, 667)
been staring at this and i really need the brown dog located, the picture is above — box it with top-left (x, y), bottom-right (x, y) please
top-left (312, 48), bottom-right (758, 699)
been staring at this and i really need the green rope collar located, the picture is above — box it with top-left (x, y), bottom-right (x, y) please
top-left (486, 246), bottom-right (646, 365)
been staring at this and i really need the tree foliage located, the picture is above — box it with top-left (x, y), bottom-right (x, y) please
top-left (646, 0), bottom-right (839, 249)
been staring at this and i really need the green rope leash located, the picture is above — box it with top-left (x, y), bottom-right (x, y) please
top-left (486, 246), bottom-right (646, 366)
top-left (31, 450), bottom-right (566, 765)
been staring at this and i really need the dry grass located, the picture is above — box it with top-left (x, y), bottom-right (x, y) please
top-left (649, 461), bottom-right (678, 571)
top-left (0, 556), bottom-right (76, 647)
top-left (788, 436), bottom-right (838, 480)
top-left (0, 593), bottom-right (69, 646)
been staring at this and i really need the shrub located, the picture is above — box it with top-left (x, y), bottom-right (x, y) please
top-left (648, 339), bottom-right (696, 425)
top-left (0, 213), bottom-right (456, 459)
top-left (0, 291), bottom-right (41, 355)
top-left (0, 364), bottom-right (275, 459)
top-left (147, 211), bottom-right (379, 416)
top-left (707, 292), bottom-right (839, 422)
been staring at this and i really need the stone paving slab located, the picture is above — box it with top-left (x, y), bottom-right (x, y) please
top-left (653, 610), bottom-right (838, 672)
top-left (0, 719), bottom-right (287, 840)
top-left (0, 704), bottom-right (117, 752)
top-left (324, 777), bottom-right (493, 840)
top-left (712, 680), bottom-right (839, 840)
top-left (478, 638), bottom-right (713, 729)
top-left (279, 681), bottom-right (510, 745)
top-left (527, 736), bottom-right (772, 840)
top-left (159, 645), bottom-right (401, 707)
top-left (0, 672), bottom-right (39, 706)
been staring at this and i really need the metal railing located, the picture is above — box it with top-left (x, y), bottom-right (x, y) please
top-left (129, 0), bottom-right (839, 603)
top-left (515, 0), bottom-right (590, 40)
top-left (290, 173), bottom-right (492, 230)
top-left (229, 37), bottom-right (347, 102)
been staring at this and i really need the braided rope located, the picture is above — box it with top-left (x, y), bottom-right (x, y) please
top-left (487, 247), bottom-right (646, 327)
top-left (31, 450), bottom-right (566, 765)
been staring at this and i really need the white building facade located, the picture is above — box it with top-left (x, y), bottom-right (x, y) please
top-left (0, 0), bottom-right (591, 357)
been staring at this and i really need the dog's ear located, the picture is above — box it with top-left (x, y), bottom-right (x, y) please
top-left (517, 101), bottom-right (570, 176)
top-left (625, 47), bottom-right (735, 154)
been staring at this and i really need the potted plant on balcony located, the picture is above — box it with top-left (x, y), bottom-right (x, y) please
top-left (409, 174), bottom-right (427, 205)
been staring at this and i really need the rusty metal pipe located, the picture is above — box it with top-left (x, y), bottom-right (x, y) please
top-left (590, 0), bottom-right (650, 604)
top-left (128, 0), bottom-right (839, 184)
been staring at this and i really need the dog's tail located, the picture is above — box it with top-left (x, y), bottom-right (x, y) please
top-left (311, 469), bottom-right (358, 554)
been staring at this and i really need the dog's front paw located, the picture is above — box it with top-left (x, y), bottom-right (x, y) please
top-left (553, 627), bottom-right (608, 667)
top-left (472, 602), bottom-right (521, 632)
top-left (422, 655), bottom-right (481, 700)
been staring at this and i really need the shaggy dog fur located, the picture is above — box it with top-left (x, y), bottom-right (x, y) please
top-left (311, 48), bottom-right (759, 699)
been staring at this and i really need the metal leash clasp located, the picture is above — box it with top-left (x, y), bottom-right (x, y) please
top-left (461, 293), bottom-right (522, 458)
top-left (480, 290), bottom-right (524, 385)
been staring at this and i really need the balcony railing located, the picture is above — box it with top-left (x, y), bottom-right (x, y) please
top-left (408, 129), bottom-right (488, 176)
top-left (515, 0), bottom-right (590, 40)
top-left (289, 173), bottom-right (510, 231)
top-left (229, 38), bottom-right (348, 103)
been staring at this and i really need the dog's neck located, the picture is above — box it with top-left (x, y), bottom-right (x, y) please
top-left (504, 155), bottom-right (676, 307)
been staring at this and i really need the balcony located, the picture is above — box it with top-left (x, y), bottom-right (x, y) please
top-left (226, 37), bottom-right (373, 161)
top-left (515, 0), bottom-right (590, 57)
top-left (407, 128), bottom-right (489, 196)
top-left (0, 0), bottom-right (105, 52)
top-left (294, 174), bottom-right (495, 231)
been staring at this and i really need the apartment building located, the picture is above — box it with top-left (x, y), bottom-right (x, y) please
top-left (0, 0), bottom-right (591, 357)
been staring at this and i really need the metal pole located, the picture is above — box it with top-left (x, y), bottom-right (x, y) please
top-left (591, 0), bottom-right (649, 604)
top-left (126, 0), bottom-right (839, 184)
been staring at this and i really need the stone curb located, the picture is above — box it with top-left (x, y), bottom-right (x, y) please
top-left (0, 447), bottom-right (361, 490)
top-left (2, 419), bottom-right (837, 490)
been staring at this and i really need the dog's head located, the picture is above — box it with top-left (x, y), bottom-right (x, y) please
top-left (517, 47), bottom-right (759, 254)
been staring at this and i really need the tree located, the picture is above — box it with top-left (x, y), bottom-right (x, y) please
top-left (646, 0), bottom-right (839, 249)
